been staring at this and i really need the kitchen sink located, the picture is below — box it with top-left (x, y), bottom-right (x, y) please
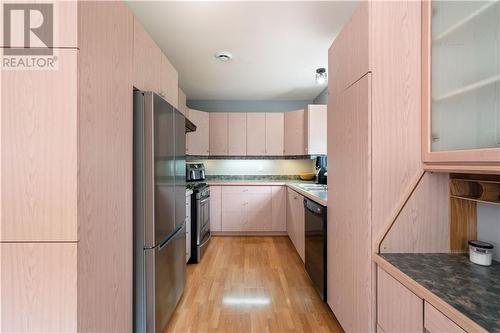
top-left (295, 184), bottom-right (327, 191)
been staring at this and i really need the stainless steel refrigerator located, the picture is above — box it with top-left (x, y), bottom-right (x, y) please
top-left (133, 91), bottom-right (186, 333)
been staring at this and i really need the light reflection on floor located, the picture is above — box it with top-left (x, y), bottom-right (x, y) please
top-left (222, 296), bottom-right (271, 306)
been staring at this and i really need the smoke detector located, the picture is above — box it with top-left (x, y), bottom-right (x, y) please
top-left (214, 52), bottom-right (232, 62)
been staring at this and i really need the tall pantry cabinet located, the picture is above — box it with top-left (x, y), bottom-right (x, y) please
top-left (327, 2), bottom-right (423, 332)
top-left (1, 2), bottom-right (178, 332)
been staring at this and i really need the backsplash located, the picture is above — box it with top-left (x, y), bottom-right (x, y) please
top-left (477, 203), bottom-right (500, 261)
top-left (188, 159), bottom-right (315, 176)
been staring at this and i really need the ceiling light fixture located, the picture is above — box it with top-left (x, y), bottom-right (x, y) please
top-left (214, 52), bottom-right (232, 62)
top-left (315, 67), bottom-right (327, 84)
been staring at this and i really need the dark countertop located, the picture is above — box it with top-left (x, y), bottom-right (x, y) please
top-left (381, 253), bottom-right (500, 332)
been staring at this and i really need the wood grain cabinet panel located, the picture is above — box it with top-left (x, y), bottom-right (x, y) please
top-left (246, 192), bottom-right (272, 231)
top-left (77, 2), bottom-right (134, 331)
top-left (265, 113), bottom-right (284, 155)
top-left (328, 74), bottom-right (371, 333)
top-left (221, 193), bottom-right (247, 231)
top-left (246, 113), bottom-right (266, 155)
top-left (286, 188), bottom-right (305, 261)
top-left (0, 243), bottom-right (77, 332)
top-left (328, 1), bottom-right (369, 94)
top-left (425, 302), bottom-right (466, 333)
top-left (178, 88), bottom-right (187, 115)
top-left (159, 54), bottom-right (178, 108)
top-left (133, 17), bottom-right (161, 92)
top-left (271, 186), bottom-right (286, 232)
top-left (186, 109), bottom-right (209, 155)
top-left (284, 109), bottom-right (306, 156)
top-left (221, 186), bottom-right (272, 232)
top-left (228, 113), bottom-right (247, 155)
top-left (1, 49), bottom-right (77, 241)
top-left (209, 113), bottom-right (228, 155)
top-left (377, 267), bottom-right (423, 333)
top-left (209, 186), bottom-right (222, 232)
top-left (306, 105), bottom-right (327, 155)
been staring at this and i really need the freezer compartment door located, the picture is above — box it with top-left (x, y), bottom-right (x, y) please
top-left (145, 224), bottom-right (186, 333)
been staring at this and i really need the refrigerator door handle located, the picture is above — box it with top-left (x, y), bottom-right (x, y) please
top-left (158, 224), bottom-right (184, 250)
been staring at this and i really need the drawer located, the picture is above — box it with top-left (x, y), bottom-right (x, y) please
top-left (221, 186), bottom-right (271, 194)
top-left (424, 302), bottom-right (466, 333)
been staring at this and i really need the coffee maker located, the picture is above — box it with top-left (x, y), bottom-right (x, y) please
top-left (315, 156), bottom-right (327, 185)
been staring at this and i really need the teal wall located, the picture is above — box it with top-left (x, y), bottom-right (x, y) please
top-left (186, 100), bottom-right (312, 112)
top-left (186, 88), bottom-right (327, 112)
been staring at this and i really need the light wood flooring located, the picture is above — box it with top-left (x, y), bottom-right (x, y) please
top-left (165, 236), bottom-right (344, 333)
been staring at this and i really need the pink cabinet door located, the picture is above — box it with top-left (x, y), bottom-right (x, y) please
top-left (265, 113), bottom-right (284, 155)
top-left (186, 109), bottom-right (209, 155)
top-left (247, 113), bottom-right (266, 155)
top-left (209, 113), bottom-right (228, 155)
top-left (159, 54), bottom-right (178, 108)
top-left (307, 105), bottom-right (327, 155)
top-left (377, 267), bottom-right (423, 333)
top-left (284, 109), bottom-right (306, 155)
top-left (328, 2), bottom-right (369, 95)
top-left (1, 49), bottom-right (77, 241)
top-left (328, 74), bottom-right (371, 333)
top-left (133, 17), bottom-right (161, 92)
top-left (221, 193), bottom-right (247, 231)
top-left (0, 243), bottom-right (77, 332)
top-left (209, 186), bottom-right (222, 232)
top-left (228, 113), bottom-right (247, 155)
top-left (246, 192), bottom-right (272, 231)
top-left (271, 186), bottom-right (286, 231)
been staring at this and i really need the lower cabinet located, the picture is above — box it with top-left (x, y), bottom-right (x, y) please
top-left (0, 243), bottom-right (77, 332)
top-left (377, 267), bottom-right (423, 333)
top-left (221, 186), bottom-right (272, 231)
top-left (286, 188), bottom-right (305, 262)
top-left (210, 186), bottom-right (222, 232)
top-left (378, 267), bottom-right (468, 333)
top-left (214, 185), bottom-right (286, 233)
top-left (186, 194), bottom-right (191, 263)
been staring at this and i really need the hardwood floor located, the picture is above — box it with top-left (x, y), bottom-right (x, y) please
top-left (165, 236), bottom-right (344, 333)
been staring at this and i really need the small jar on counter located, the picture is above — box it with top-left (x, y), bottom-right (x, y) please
top-left (468, 240), bottom-right (494, 266)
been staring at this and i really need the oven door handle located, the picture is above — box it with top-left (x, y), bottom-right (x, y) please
top-left (199, 231), bottom-right (211, 248)
top-left (198, 197), bottom-right (210, 205)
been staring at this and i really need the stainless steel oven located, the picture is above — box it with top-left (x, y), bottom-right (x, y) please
top-left (194, 185), bottom-right (211, 262)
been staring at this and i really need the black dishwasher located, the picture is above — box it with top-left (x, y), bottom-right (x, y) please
top-left (304, 198), bottom-right (327, 301)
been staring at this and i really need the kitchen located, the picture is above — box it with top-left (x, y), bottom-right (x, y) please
top-left (2, 1), bottom-right (500, 333)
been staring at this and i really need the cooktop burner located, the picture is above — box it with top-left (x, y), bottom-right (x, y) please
top-left (186, 182), bottom-right (208, 191)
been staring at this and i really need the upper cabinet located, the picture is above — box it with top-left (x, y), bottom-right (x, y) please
top-left (265, 113), bottom-right (284, 155)
top-left (133, 17), bottom-right (178, 108)
top-left (422, 1), bottom-right (500, 163)
top-left (328, 2), bottom-right (369, 95)
top-left (186, 109), bottom-right (209, 155)
top-left (247, 113), bottom-right (267, 155)
top-left (284, 109), bottom-right (307, 155)
top-left (209, 113), bottom-right (228, 155)
top-left (305, 105), bottom-right (327, 155)
top-left (133, 18), bottom-right (161, 92)
top-left (284, 106), bottom-right (327, 156)
top-left (159, 54), bottom-right (179, 108)
top-left (1, 50), bottom-right (78, 241)
top-left (228, 113), bottom-right (247, 155)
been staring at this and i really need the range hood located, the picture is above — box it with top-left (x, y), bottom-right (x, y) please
top-left (185, 117), bottom-right (197, 133)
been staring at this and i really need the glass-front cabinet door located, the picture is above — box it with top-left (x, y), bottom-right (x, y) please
top-left (422, 0), bottom-right (500, 162)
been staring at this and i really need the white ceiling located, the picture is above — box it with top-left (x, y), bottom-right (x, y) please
top-left (127, 1), bottom-right (358, 101)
